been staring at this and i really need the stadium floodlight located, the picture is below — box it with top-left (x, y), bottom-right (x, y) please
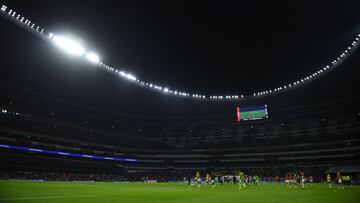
top-left (86, 52), bottom-right (100, 64)
top-left (2, 4), bottom-right (360, 101)
top-left (52, 35), bottom-right (85, 56)
top-left (128, 74), bottom-right (136, 81)
top-left (119, 71), bottom-right (136, 81)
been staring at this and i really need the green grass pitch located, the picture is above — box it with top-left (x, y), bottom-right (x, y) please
top-left (0, 181), bottom-right (359, 203)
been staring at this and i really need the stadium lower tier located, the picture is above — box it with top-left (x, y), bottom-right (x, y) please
top-left (0, 149), bottom-right (359, 182)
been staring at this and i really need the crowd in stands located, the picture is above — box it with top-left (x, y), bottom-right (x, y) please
top-left (0, 165), bottom-right (330, 182)
top-left (0, 171), bottom-right (127, 182)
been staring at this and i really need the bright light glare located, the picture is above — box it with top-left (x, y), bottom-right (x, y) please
top-left (86, 52), bottom-right (100, 63)
top-left (119, 71), bottom-right (136, 81)
top-left (52, 35), bottom-right (85, 56)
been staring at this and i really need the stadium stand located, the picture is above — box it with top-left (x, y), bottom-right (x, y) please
top-left (1, 83), bottom-right (359, 182)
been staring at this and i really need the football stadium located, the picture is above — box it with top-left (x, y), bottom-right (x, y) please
top-left (1, 1), bottom-right (360, 202)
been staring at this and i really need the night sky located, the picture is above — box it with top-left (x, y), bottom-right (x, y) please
top-left (1, 0), bottom-right (360, 117)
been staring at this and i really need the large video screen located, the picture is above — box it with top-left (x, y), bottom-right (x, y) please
top-left (236, 105), bottom-right (268, 122)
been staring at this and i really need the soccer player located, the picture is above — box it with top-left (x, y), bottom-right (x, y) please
top-left (233, 176), bottom-right (237, 185)
top-left (309, 176), bottom-right (314, 186)
top-left (239, 171), bottom-right (246, 189)
top-left (196, 172), bottom-right (201, 188)
top-left (253, 175), bottom-right (259, 186)
top-left (326, 173), bottom-right (332, 188)
top-left (336, 170), bottom-right (344, 190)
top-left (245, 175), bottom-right (250, 187)
top-left (211, 176), bottom-right (216, 188)
top-left (220, 176), bottom-right (224, 185)
top-left (286, 173), bottom-right (291, 187)
top-left (300, 172), bottom-right (306, 189)
top-left (293, 172), bottom-right (298, 188)
top-left (289, 173), bottom-right (295, 188)
top-left (187, 175), bottom-right (191, 186)
top-left (205, 173), bottom-right (210, 187)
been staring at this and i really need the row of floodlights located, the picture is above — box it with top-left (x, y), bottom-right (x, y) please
top-left (1, 108), bottom-right (22, 116)
top-left (253, 34), bottom-right (360, 97)
top-left (1, 5), bottom-right (101, 65)
top-left (1, 5), bottom-right (44, 34)
top-left (2, 4), bottom-right (359, 101)
top-left (1, 5), bottom-right (194, 99)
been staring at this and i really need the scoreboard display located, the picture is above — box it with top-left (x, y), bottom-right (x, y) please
top-left (236, 105), bottom-right (268, 122)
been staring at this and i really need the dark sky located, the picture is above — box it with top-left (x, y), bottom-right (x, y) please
top-left (0, 0), bottom-right (360, 117)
